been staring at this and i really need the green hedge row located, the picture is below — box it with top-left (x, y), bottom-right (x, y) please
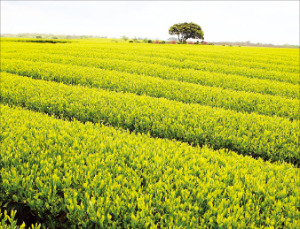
top-left (1, 105), bottom-right (299, 228)
top-left (1, 73), bottom-right (299, 166)
top-left (2, 40), bottom-right (298, 73)
top-left (2, 52), bottom-right (298, 99)
top-left (2, 38), bottom-right (70, 44)
top-left (3, 45), bottom-right (298, 84)
top-left (1, 59), bottom-right (298, 120)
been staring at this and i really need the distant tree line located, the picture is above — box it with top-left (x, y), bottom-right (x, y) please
top-left (1, 33), bottom-right (107, 39)
top-left (10, 39), bottom-right (71, 44)
top-left (2, 33), bottom-right (297, 48)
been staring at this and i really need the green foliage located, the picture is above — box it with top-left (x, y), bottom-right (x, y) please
top-left (2, 40), bottom-right (298, 83)
top-left (1, 59), bottom-right (299, 120)
top-left (1, 73), bottom-right (299, 165)
top-left (0, 38), bottom-right (299, 228)
top-left (169, 22), bottom-right (204, 43)
top-left (2, 51), bottom-right (298, 98)
top-left (1, 105), bottom-right (299, 228)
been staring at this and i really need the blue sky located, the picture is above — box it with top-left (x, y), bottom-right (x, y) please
top-left (1, 1), bottom-right (299, 45)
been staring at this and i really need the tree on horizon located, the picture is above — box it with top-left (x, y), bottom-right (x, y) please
top-left (169, 22), bottom-right (204, 43)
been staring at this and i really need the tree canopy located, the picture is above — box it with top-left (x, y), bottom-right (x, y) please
top-left (169, 22), bottom-right (204, 43)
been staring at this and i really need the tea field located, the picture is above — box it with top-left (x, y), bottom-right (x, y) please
top-left (0, 38), bottom-right (299, 228)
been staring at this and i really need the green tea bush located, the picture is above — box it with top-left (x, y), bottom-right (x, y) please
top-left (1, 73), bottom-right (299, 166)
top-left (1, 59), bottom-right (298, 120)
top-left (1, 105), bottom-right (299, 228)
top-left (2, 52), bottom-right (298, 98)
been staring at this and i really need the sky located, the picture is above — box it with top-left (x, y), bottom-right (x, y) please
top-left (1, 1), bottom-right (299, 45)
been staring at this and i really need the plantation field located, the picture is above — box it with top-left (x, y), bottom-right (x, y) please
top-left (0, 38), bottom-right (299, 228)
